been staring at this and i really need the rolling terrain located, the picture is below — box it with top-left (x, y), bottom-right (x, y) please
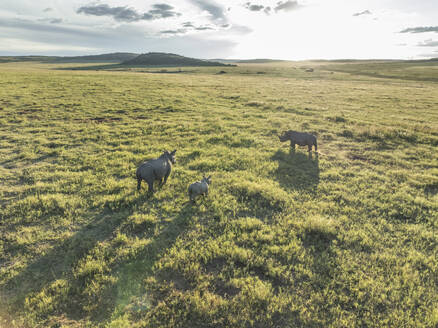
top-left (0, 59), bottom-right (437, 327)
top-left (121, 52), bottom-right (229, 67)
top-left (0, 53), bottom-right (138, 64)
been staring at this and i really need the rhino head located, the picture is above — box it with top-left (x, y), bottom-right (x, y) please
top-left (164, 149), bottom-right (177, 164)
top-left (278, 132), bottom-right (289, 142)
top-left (202, 175), bottom-right (212, 185)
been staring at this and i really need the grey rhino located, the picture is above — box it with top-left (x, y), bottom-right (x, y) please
top-left (279, 130), bottom-right (317, 152)
top-left (136, 150), bottom-right (176, 194)
top-left (188, 175), bottom-right (211, 203)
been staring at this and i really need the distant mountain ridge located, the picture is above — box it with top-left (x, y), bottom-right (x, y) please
top-left (54, 52), bottom-right (139, 63)
top-left (122, 52), bottom-right (230, 66)
top-left (0, 53), bottom-right (139, 63)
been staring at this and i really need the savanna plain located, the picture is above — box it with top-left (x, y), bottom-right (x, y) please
top-left (0, 60), bottom-right (437, 327)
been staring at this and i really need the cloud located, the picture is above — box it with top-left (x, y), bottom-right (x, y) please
top-left (226, 24), bottom-right (253, 35)
top-left (76, 3), bottom-right (181, 22)
top-left (162, 22), bottom-right (216, 35)
top-left (148, 3), bottom-right (180, 18)
top-left (353, 10), bottom-right (372, 17)
top-left (152, 4), bottom-right (174, 11)
top-left (245, 3), bottom-right (265, 12)
top-left (0, 37), bottom-right (98, 54)
top-left (161, 29), bottom-right (187, 35)
top-left (195, 26), bottom-right (214, 30)
top-left (0, 18), bottom-right (103, 38)
top-left (0, 17), bottom-right (237, 58)
top-left (182, 22), bottom-right (195, 28)
top-left (400, 26), bottom-right (438, 33)
top-left (188, 0), bottom-right (226, 22)
top-left (38, 18), bottom-right (63, 24)
top-left (417, 39), bottom-right (438, 47)
top-left (43, 8), bottom-right (53, 12)
top-left (274, 1), bottom-right (299, 12)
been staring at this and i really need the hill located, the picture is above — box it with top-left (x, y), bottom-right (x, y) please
top-left (0, 53), bottom-right (139, 64)
top-left (53, 52), bottom-right (139, 63)
top-left (0, 56), bottom-right (57, 63)
top-left (122, 52), bottom-right (230, 66)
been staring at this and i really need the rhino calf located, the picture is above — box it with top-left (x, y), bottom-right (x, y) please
top-left (188, 175), bottom-right (211, 203)
top-left (136, 150), bottom-right (176, 194)
top-left (279, 130), bottom-right (317, 152)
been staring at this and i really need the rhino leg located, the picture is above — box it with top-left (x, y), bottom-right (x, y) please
top-left (290, 141), bottom-right (296, 151)
top-left (137, 177), bottom-right (142, 191)
top-left (308, 144), bottom-right (312, 152)
top-left (314, 140), bottom-right (318, 152)
top-left (163, 172), bottom-right (170, 185)
top-left (147, 180), bottom-right (154, 194)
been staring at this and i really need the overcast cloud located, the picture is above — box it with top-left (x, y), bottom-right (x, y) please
top-left (353, 10), bottom-right (372, 17)
top-left (400, 26), bottom-right (438, 34)
top-left (418, 40), bottom-right (438, 47)
top-left (188, 0), bottom-right (227, 22)
top-left (274, 1), bottom-right (299, 12)
top-left (77, 4), bottom-right (181, 22)
top-left (0, 0), bottom-right (437, 59)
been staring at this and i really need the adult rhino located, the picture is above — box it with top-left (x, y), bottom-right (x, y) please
top-left (278, 130), bottom-right (317, 152)
top-left (136, 150), bottom-right (176, 194)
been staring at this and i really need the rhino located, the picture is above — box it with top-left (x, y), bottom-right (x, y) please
top-left (136, 150), bottom-right (176, 194)
top-left (278, 130), bottom-right (317, 152)
top-left (188, 175), bottom-right (211, 203)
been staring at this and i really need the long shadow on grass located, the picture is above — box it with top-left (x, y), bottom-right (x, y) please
top-left (1, 190), bottom-right (193, 324)
top-left (1, 193), bottom-right (143, 318)
top-left (106, 202), bottom-right (196, 321)
top-left (271, 149), bottom-right (320, 191)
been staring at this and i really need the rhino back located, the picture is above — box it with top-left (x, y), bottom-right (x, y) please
top-left (137, 158), bottom-right (169, 180)
top-left (188, 181), bottom-right (201, 193)
top-left (151, 158), bottom-right (170, 177)
top-left (137, 162), bottom-right (154, 180)
top-left (289, 131), bottom-right (315, 145)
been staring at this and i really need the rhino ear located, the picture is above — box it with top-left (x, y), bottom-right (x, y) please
top-left (207, 175), bottom-right (211, 180)
top-left (171, 149), bottom-right (176, 155)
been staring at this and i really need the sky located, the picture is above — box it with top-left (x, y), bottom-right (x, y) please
top-left (0, 0), bottom-right (437, 59)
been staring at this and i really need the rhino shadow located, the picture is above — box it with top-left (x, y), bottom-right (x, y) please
top-left (271, 149), bottom-right (320, 191)
top-left (1, 192), bottom-right (193, 324)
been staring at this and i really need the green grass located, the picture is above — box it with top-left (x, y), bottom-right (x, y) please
top-left (319, 59), bottom-right (438, 82)
top-left (0, 60), bottom-right (437, 327)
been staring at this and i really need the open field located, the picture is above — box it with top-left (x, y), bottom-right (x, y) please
top-left (319, 59), bottom-right (438, 82)
top-left (0, 60), bottom-right (437, 327)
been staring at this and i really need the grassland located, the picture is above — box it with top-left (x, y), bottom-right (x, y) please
top-left (0, 59), bottom-right (437, 328)
top-left (319, 59), bottom-right (438, 82)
